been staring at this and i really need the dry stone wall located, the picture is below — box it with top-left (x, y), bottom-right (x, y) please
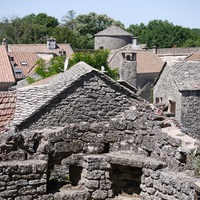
top-left (17, 74), bottom-right (138, 131)
top-left (181, 91), bottom-right (200, 139)
top-left (1, 103), bottom-right (200, 199)
top-left (0, 160), bottom-right (47, 200)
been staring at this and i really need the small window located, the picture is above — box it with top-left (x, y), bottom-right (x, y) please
top-left (21, 61), bottom-right (27, 66)
top-left (132, 53), bottom-right (136, 61)
top-left (14, 68), bottom-right (22, 74)
top-left (10, 56), bottom-right (14, 61)
top-left (99, 46), bottom-right (104, 50)
top-left (126, 55), bottom-right (131, 60)
top-left (169, 100), bottom-right (176, 116)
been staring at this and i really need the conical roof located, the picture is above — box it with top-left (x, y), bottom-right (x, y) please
top-left (95, 26), bottom-right (133, 37)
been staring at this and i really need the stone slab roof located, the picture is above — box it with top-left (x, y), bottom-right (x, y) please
top-left (137, 51), bottom-right (164, 74)
top-left (8, 52), bottom-right (39, 78)
top-left (157, 61), bottom-right (200, 91)
top-left (0, 91), bottom-right (16, 132)
top-left (0, 46), bottom-right (15, 84)
top-left (13, 62), bottom-right (137, 126)
top-left (94, 26), bottom-right (133, 37)
top-left (8, 43), bottom-right (74, 58)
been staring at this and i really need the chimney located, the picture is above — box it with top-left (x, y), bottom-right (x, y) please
top-left (132, 37), bottom-right (139, 47)
top-left (2, 38), bottom-right (8, 51)
top-left (47, 36), bottom-right (56, 50)
top-left (153, 46), bottom-right (157, 54)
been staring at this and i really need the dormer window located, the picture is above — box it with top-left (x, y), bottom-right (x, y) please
top-left (14, 68), bottom-right (23, 75)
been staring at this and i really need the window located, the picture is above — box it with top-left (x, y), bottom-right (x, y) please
top-left (14, 68), bottom-right (22, 74)
top-left (132, 53), bottom-right (136, 61)
top-left (21, 61), bottom-right (27, 66)
top-left (169, 100), bottom-right (176, 116)
top-left (126, 55), bottom-right (131, 60)
top-left (99, 46), bottom-right (104, 50)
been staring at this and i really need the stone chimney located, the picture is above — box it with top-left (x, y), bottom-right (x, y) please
top-left (47, 36), bottom-right (56, 50)
top-left (153, 46), bottom-right (157, 54)
top-left (2, 38), bottom-right (8, 51)
top-left (132, 37), bottom-right (139, 47)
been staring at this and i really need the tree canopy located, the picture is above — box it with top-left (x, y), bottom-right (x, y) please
top-left (0, 11), bottom-right (200, 49)
top-left (127, 20), bottom-right (200, 48)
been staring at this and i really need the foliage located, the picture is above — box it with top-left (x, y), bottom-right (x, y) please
top-left (0, 12), bottom-right (200, 49)
top-left (188, 150), bottom-right (200, 176)
top-left (0, 13), bottom-right (58, 44)
top-left (69, 50), bottom-right (118, 80)
top-left (62, 11), bottom-right (124, 49)
top-left (34, 56), bottom-right (66, 79)
top-left (26, 76), bottom-right (36, 84)
top-left (127, 20), bottom-right (200, 48)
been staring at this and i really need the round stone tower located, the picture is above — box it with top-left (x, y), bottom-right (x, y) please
top-left (94, 26), bottom-right (133, 50)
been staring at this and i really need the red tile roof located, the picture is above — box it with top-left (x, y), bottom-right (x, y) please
top-left (8, 52), bottom-right (39, 78)
top-left (0, 91), bottom-right (16, 132)
top-left (186, 53), bottom-right (200, 61)
top-left (8, 43), bottom-right (74, 58)
top-left (137, 51), bottom-right (164, 74)
top-left (0, 46), bottom-right (15, 84)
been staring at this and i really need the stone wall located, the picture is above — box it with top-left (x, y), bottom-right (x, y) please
top-left (95, 36), bottom-right (132, 50)
top-left (0, 160), bottom-right (47, 200)
top-left (153, 65), bottom-right (182, 122)
top-left (17, 74), bottom-right (138, 131)
top-left (141, 168), bottom-right (198, 200)
top-left (120, 60), bottom-right (137, 87)
top-left (181, 91), bottom-right (200, 139)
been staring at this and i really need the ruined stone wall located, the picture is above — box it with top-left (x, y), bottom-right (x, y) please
top-left (17, 74), bottom-right (138, 131)
top-left (1, 101), bottom-right (200, 199)
top-left (181, 91), bottom-right (200, 139)
top-left (95, 36), bottom-right (132, 50)
top-left (141, 168), bottom-right (198, 200)
top-left (0, 160), bottom-right (48, 200)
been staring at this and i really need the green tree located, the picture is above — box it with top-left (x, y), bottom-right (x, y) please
top-left (35, 56), bottom-right (66, 79)
top-left (0, 13), bottom-right (58, 44)
top-left (69, 50), bottom-right (118, 80)
top-left (127, 20), bottom-right (199, 48)
top-left (62, 11), bottom-right (124, 49)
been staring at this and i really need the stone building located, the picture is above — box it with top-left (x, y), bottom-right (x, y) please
top-left (94, 26), bottom-right (133, 50)
top-left (108, 43), bottom-right (164, 102)
top-left (94, 26), bottom-right (164, 102)
top-left (0, 62), bottom-right (200, 199)
top-left (153, 61), bottom-right (200, 139)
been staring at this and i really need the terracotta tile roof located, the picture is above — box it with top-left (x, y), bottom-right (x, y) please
top-left (0, 91), bottom-right (16, 132)
top-left (157, 47), bottom-right (200, 55)
top-left (8, 43), bottom-right (74, 58)
top-left (137, 51), bottom-right (164, 74)
top-left (0, 45), bottom-right (15, 84)
top-left (8, 52), bottom-right (39, 79)
top-left (95, 26), bottom-right (133, 36)
top-left (186, 53), bottom-right (200, 61)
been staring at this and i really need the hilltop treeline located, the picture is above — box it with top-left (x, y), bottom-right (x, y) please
top-left (0, 11), bottom-right (199, 49)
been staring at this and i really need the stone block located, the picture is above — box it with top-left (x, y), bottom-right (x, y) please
top-left (92, 189), bottom-right (107, 199)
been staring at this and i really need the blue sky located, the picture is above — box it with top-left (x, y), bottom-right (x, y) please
top-left (1, 0), bottom-right (200, 29)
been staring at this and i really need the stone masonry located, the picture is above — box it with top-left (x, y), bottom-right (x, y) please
top-left (0, 62), bottom-right (200, 199)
